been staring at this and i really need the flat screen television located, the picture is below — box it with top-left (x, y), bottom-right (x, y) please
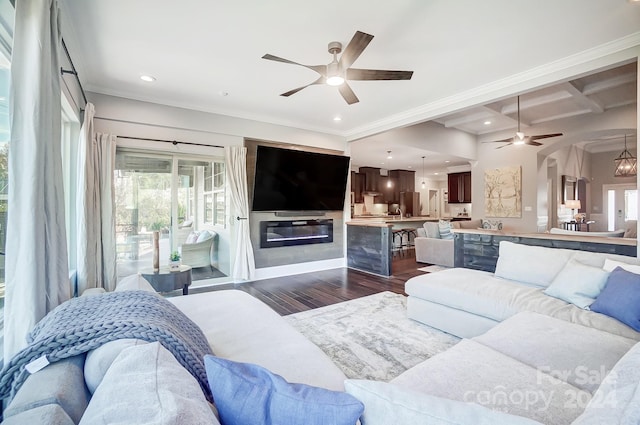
top-left (252, 145), bottom-right (351, 212)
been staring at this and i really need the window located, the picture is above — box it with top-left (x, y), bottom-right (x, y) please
top-left (204, 161), bottom-right (225, 227)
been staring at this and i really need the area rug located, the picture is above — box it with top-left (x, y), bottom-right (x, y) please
top-left (418, 265), bottom-right (450, 273)
top-left (284, 292), bottom-right (459, 382)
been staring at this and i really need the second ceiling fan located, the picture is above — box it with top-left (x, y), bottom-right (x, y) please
top-left (485, 96), bottom-right (563, 149)
top-left (262, 31), bottom-right (413, 105)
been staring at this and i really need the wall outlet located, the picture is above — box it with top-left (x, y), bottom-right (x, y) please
top-left (524, 206), bottom-right (532, 212)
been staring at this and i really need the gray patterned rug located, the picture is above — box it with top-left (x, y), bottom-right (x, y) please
top-left (284, 291), bottom-right (460, 382)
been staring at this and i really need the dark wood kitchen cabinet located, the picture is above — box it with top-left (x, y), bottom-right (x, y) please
top-left (351, 171), bottom-right (365, 203)
top-left (447, 172), bottom-right (471, 203)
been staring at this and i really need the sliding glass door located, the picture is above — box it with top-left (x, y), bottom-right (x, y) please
top-left (114, 150), bottom-right (229, 284)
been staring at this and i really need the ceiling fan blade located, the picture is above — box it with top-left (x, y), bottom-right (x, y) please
top-left (339, 31), bottom-right (374, 69)
top-left (483, 137), bottom-right (514, 144)
top-left (529, 133), bottom-right (563, 141)
top-left (525, 140), bottom-right (543, 147)
top-left (262, 54), bottom-right (326, 75)
top-left (496, 142), bottom-right (514, 150)
top-left (346, 68), bottom-right (413, 81)
top-left (338, 82), bottom-right (359, 105)
top-left (280, 76), bottom-right (326, 97)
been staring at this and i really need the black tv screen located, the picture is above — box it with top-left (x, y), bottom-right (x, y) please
top-left (252, 146), bottom-right (350, 211)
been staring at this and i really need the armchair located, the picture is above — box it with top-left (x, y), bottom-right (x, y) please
top-left (179, 230), bottom-right (218, 268)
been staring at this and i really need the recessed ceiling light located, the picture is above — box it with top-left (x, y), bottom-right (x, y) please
top-left (219, 91), bottom-right (229, 97)
top-left (445, 160), bottom-right (450, 163)
top-left (140, 75), bottom-right (156, 82)
top-left (333, 116), bottom-right (342, 121)
top-left (484, 120), bottom-right (492, 125)
top-left (434, 172), bottom-right (439, 175)
top-left (407, 165), bottom-right (412, 169)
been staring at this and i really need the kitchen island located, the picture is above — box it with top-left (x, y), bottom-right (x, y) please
top-left (346, 216), bottom-right (471, 277)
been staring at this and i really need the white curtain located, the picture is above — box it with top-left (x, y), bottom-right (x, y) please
top-left (76, 102), bottom-right (117, 294)
top-left (4, 0), bottom-right (70, 360)
top-left (225, 146), bottom-right (255, 280)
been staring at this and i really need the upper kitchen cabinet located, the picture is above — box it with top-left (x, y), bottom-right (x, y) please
top-left (351, 171), bottom-right (365, 203)
top-left (448, 171), bottom-right (471, 203)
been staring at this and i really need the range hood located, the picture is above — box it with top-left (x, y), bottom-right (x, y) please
top-left (359, 167), bottom-right (382, 196)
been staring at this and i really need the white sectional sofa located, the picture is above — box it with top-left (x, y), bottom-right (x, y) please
top-left (0, 277), bottom-right (347, 424)
top-left (406, 240), bottom-right (640, 339)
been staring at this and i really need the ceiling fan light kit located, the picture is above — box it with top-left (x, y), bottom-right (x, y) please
top-left (262, 31), bottom-right (413, 104)
top-left (484, 95), bottom-right (563, 149)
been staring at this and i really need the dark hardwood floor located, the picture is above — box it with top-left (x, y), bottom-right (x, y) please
top-left (188, 249), bottom-right (427, 316)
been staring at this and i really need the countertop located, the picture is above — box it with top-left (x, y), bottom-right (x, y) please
top-left (454, 228), bottom-right (637, 246)
top-left (349, 215), bottom-right (471, 224)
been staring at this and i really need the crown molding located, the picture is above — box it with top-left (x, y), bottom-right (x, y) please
top-left (345, 32), bottom-right (640, 142)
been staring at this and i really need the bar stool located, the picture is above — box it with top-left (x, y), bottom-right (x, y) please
top-left (392, 229), bottom-right (404, 257)
top-left (402, 228), bottom-right (418, 249)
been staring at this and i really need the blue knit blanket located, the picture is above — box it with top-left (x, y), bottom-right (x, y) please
top-left (0, 290), bottom-right (214, 402)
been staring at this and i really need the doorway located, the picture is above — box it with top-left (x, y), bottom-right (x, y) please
top-left (603, 183), bottom-right (637, 231)
top-left (114, 150), bottom-right (230, 285)
top-left (428, 189), bottom-right (438, 217)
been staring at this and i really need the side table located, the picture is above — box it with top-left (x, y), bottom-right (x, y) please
top-left (141, 265), bottom-right (192, 295)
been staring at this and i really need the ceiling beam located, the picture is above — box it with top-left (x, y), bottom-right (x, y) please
top-left (559, 81), bottom-right (604, 114)
top-left (582, 72), bottom-right (636, 95)
top-left (501, 91), bottom-right (572, 114)
top-left (441, 109), bottom-right (494, 128)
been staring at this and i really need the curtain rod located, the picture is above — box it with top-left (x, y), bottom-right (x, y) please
top-left (116, 135), bottom-right (224, 149)
top-left (60, 38), bottom-right (88, 107)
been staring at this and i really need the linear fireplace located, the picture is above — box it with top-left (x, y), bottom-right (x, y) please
top-left (260, 219), bottom-right (333, 248)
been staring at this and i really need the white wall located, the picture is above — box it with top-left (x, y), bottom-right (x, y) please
top-left (89, 92), bottom-right (348, 281)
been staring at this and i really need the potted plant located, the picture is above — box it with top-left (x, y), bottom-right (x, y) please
top-left (169, 251), bottom-right (181, 271)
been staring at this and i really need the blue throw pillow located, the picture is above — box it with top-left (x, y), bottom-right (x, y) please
top-left (204, 356), bottom-right (364, 425)
top-left (590, 267), bottom-right (640, 331)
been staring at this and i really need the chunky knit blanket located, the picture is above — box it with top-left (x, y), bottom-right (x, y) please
top-left (0, 290), bottom-right (214, 402)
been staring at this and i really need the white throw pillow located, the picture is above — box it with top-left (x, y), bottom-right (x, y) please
top-left (196, 230), bottom-right (214, 243)
top-left (344, 380), bottom-right (542, 425)
top-left (80, 342), bottom-right (219, 425)
top-left (84, 339), bottom-right (148, 393)
top-left (185, 231), bottom-right (200, 244)
top-left (114, 273), bottom-right (157, 293)
top-left (494, 241), bottom-right (573, 288)
top-left (543, 259), bottom-right (610, 309)
top-left (438, 220), bottom-right (454, 240)
top-left (602, 258), bottom-right (640, 275)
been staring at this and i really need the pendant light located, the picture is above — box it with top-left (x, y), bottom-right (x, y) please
top-left (614, 134), bottom-right (637, 177)
top-left (421, 156), bottom-right (426, 189)
top-left (386, 151), bottom-right (393, 188)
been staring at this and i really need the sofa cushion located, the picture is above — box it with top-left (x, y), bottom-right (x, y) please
top-left (391, 339), bottom-right (590, 425)
top-left (543, 259), bottom-right (610, 309)
top-left (168, 290), bottom-right (348, 391)
top-left (495, 241), bottom-right (573, 288)
top-left (405, 269), bottom-right (640, 340)
top-left (80, 342), bottom-right (219, 425)
top-left (473, 311), bottom-right (636, 394)
top-left (423, 221), bottom-right (441, 239)
top-left (1, 404), bottom-right (75, 425)
top-left (602, 258), bottom-right (640, 274)
top-left (452, 219), bottom-right (482, 230)
top-left (3, 354), bottom-right (90, 425)
top-left (572, 341), bottom-right (640, 424)
top-left (344, 379), bottom-right (543, 425)
top-left (204, 356), bottom-right (363, 425)
top-left (590, 267), bottom-right (640, 332)
top-left (84, 338), bottom-right (149, 393)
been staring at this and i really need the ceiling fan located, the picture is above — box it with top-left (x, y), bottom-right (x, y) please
top-left (485, 96), bottom-right (563, 149)
top-left (262, 31), bottom-right (413, 105)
